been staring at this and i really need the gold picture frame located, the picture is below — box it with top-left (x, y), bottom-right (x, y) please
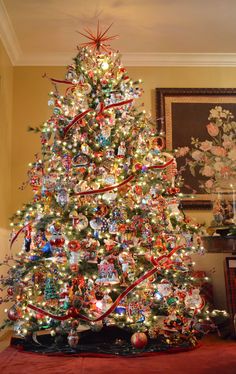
top-left (156, 88), bottom-right (236, 209)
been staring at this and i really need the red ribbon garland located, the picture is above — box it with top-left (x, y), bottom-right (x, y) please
top-left (10, 222), bottom-right (32, 249)
top-left (76, 158), bottom-right (174, 196)
top-left (10, 159), bottom-right (174, 248)
top-left (47, 77), bottom-right (75, 86)
top-left (63, 98), bottom-right (133, 136)
top-left (27, 246), bottom-right (182, 322)
top-left (63, 109), bottom-right (92, 135)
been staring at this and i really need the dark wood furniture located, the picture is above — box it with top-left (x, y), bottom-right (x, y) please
top-left (202, 236), bottom-right (236, 254)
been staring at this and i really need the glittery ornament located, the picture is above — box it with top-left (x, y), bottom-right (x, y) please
top-left (131, 332), bottom-right (148, 349)
top-left (7, 306), bottom-right (20, 321)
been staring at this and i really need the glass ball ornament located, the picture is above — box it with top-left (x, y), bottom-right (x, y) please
top-left (90, 321), bottom-right (103, 332)
top-left (101, 61), bottom-right (109, 70)
top-left (7, 306), bottom-right (20, 321)
top-left (7, 287), bottom-right (14, 296)
top-left (130, 332), bottom-right (148, 349)
top-left (115, 305), bottom-right (126, 315)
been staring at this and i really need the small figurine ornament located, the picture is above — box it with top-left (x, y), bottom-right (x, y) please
top-left (68, 240), bottom-right (80, 272)
top-left (69, 210), bottom-right (79, 228)
top-left (81, 143), bottom-right (91, 155)
top-left (65, 65), bottom-right (77, 81)
top-left (117, 141), bottom-right (126, 158)
top-left (118, 251), bottom-right (135, 285)
top-left (105, 148), bottom-right (115, 159)
top-left (67, 330), bottom-right (79, 348)
top-left (75, 214), bottom-right (89, 231)
top-left (90, 217), bottom-right (103, 237)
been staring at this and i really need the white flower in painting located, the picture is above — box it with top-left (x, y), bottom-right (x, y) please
top-left (205, 179), bottom-right (214, 190)
top-left (201, 165), bottom-right (214, 177)
top-left (222, 134), bottom-right (234, 149)
top-left (199, 140), bottom-right (212, 152)
top-left (209, 107), bottom-right (222, 118)
top-left (214, 161), bottom-right (225, 171)
top-left (191, 150), bottom-right (204, 161)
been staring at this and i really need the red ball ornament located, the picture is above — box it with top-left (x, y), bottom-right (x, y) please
top-left (131, 332), bottom-right (148, 349)
top-left (36, 312), bottom-right (44, 320)
top-left (134, 163), bottom-right (142, 171)
top-left (7, 287), bottom-right (14, 296)
top-left (67, 307), bottom-right (79, 318)
top-left (144, 252), bottom-right (151, 262)
top-left (55, 237), bottom-right (65, 247)
top-left (134, 185), bottom-right (143, 195)
top-left (68, 240), bottom-right (81, 252)
top-left (7, 307), bottom-right (20, 321)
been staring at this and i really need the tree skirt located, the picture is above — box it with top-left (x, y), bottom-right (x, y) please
top-left (10, 326), bottom-right (199, 356)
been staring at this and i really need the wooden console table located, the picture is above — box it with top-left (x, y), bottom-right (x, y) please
top-left (202, 236), bottom-right (236, 254)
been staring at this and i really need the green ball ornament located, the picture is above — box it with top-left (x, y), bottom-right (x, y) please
top-left (167, 297), bottom-right (178, 306)
top-left (53, 107), bottom-right (62, 115)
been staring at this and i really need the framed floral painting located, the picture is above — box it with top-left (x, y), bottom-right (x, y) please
top-left (156, 88), bottom-right (236, 209)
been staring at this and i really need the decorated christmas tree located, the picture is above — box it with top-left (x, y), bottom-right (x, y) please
top-left (0, 25), bottom-right (211, 354)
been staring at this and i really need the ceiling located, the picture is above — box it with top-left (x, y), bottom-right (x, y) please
top-left (1, 0), bottom-right (236, 66)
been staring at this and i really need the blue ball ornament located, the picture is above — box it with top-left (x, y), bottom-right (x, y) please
top-left (41, 242), bottom-right (52, 254)
top-left (115, 306), bottom-right (126, 315)
top-left (29, 255), bottom-right (41, 261)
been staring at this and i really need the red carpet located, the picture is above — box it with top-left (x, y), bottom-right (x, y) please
top-left (0, 338), bottom-right (235, 374)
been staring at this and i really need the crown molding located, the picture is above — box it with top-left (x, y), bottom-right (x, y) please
top-left (1, 0), bottom-right (236, 68)
top-left (0, 0), bottom-right (21, 64)
top-left (122, 52), bottom-right (236, 67)
top-left (14, 52), bottom-right (236, 67)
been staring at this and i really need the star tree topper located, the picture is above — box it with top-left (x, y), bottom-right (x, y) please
top-left (78, 22), bottom-right (118, 52)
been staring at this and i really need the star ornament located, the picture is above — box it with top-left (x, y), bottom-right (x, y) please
top-left (78, 22), bottom-right (118, 52)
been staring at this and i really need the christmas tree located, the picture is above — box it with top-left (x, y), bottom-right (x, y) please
top-left (0, 25), bottom-right (210, 354)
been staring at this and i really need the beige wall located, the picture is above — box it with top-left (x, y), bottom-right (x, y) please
top-left (0, 39), bottom-right (12, 227)
top-left (0, 39), bottom-right (13, 331)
